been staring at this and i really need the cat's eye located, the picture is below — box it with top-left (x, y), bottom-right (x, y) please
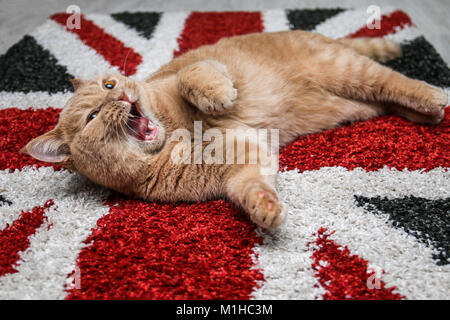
top-left (87, 110), bottom-right (98, 122)
top-left (103, 80), bottom-right (116, 90)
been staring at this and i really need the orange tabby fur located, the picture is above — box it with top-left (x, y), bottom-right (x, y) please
top-left (24, 31), bottom-right (448, 229)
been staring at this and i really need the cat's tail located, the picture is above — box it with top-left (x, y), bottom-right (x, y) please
top-left (337, 38), bottom-right (402, 62)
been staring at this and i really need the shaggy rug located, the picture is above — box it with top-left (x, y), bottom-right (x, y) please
top-left (0, 7), bottom-right (449, 300)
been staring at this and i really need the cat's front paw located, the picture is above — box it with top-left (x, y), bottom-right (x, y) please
top-left (195, 81), bottom-right (237, 114)
top-left (245, 184), bottom-right (286, 229)
top-left (177, 60), bottom-right (238, 115)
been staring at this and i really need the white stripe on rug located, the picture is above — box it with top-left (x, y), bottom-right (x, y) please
top-left (30, 19), bottom-right (118, 79)
top-left (0, 171), bottom-right (42, 230)
top-left (252, 167), bottom-right (450, 300)
top-left (0, 91), bottom-right (69, 110)
top-left (262, 10), bottom-right (290, 32)
top-left (85, 13), bottom-right (153, 78)
top-left (313, 7), bottom-right (395, 39)
top-left (133, 11), bottom-right (190, 79)
top-left (384, 24), bottom-right (423, 43)
top-left (0, 167), bottom-right (110, 299)
top-left (87, 12), bottom-right (189, 80)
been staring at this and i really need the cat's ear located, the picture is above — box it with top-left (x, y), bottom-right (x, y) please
top-left (21, 129), bottom-right (70, 163)
top-left (70, 78), bottom-right (86, 91)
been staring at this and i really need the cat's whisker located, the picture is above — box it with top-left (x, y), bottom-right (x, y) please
top-left (112, 123), bottom-right (124, 161)
top-left (118, 119), bottom-right (128, 139)
top-left (113, 117), bottom-right (129, 163)
top-left (121, 48), bottom-right (132, 76)
top-left (124, 121), bottom-right (141, 137)
top-left (103, 118), bottom-right (113, 145)
top-left (124, 129), bottom-right (140, 141)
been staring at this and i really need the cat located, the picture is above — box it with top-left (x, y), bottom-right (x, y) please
top-left (23, 30), bottom-right (448, 229)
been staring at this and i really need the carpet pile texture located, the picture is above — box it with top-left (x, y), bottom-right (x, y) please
top-left (0, 7), bottom-right (449, 299)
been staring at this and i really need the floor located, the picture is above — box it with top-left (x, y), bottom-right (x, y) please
top-left (0, 0), bottom-right (449, 64)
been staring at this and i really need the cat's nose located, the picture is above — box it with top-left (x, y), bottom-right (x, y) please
top-left (118, 92), bottom-right (134, 104)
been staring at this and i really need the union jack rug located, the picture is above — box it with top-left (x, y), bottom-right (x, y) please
top-left (0, 8), bottom-right (449, 300)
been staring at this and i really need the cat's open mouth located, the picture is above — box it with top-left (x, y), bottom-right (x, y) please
top-left (127, 102), bottom-right (159, 142)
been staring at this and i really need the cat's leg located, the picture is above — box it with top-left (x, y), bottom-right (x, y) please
top-left (177, 59), bottom-right (237, 115)
top-left (301, 95), bottom-right (443, 130)
top-left (225, 165), bottom-right (286, 229)
top-left (337, 38), bottom-right (402, 62)
top-left (311, 44), bottom-right (447, 123)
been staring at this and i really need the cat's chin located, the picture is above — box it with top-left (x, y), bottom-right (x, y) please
top-left (130, 133), bottom-right (165, 154)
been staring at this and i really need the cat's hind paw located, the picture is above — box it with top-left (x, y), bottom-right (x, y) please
top-left (246, 184), bottom-right (286, 229)
top-left (409, 84), bottom-right (448, 116)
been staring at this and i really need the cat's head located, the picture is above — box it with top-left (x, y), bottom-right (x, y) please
top-left (22, 74), bottom-right (168, 193)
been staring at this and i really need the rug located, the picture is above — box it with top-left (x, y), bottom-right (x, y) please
top-left (0, 7), bottom-right (449, 300)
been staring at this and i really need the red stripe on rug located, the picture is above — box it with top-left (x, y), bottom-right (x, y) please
top-left (310, 228), bottom-right (404, 300)
top-left (66, 196), bottom-right (263, 299)
top-left (0, 200), bottom-right (54, 277)
top-left (279, 108), bottom-right (450, 172)
top-left (51, 13), bottom-right (142, 76)
top-left (348, 10), bottom-right (413, 38)
top-left (0, 108), bottom-right (62, 171)
top-left (175, 11), bottom-right (264, 57)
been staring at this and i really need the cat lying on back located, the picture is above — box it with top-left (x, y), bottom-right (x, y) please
top-left (23, 31), bottom-right (447, 229)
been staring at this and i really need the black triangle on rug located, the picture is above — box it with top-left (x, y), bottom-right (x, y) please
top-left (111, 11), bottom-right (162, 39)
top-left (0, 35), bottom-right (74, 94)
top-left (383, 36), bottom-right (450, 88)
top-left (355, 195), bottom-right (450, 266)
top-left (286, 8), bottom-right (345, 31)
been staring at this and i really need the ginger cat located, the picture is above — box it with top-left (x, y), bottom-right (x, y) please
top-left (23, 31), bottom-right (448, 229)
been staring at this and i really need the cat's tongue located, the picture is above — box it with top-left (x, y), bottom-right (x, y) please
top-left (128, 103), bottom-right (158, 141)
top-left (136, 116), bottom-right (149, 139)
top-left (129, 115), bottom-right (159, 141)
